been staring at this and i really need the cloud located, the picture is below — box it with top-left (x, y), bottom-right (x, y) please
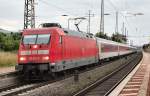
top-left (0, 18), bottom-right (23, 31)
top-left (0, 0), bottom-right (149, 45)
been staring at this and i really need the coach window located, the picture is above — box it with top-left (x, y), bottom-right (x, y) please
top-left (59, 36), bottom-right (62, 44)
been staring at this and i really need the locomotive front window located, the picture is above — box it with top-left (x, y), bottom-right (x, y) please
top-left (23, 35), bottom-right (37, 44)
top-left (36, 34), bottom-right (50, 44)
top-left (23, 34), bottom-right (50, 44)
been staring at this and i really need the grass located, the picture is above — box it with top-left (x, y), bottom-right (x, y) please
top-left (0, 51), bottom-right (17, 67)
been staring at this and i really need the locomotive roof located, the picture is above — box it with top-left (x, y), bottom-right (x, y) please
top-left (23, 27), bottom-right (133, 48)
top-left (23, 27), bottom-right (64, 35)
top-left (96, 37), bottom-right (132, 48)
top-left (23, 27), bottom-right (94, 39)
top-left (63, 28), bottom-right (94, 39)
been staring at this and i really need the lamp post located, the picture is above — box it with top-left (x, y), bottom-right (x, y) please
top-left (122, 12), bottom-right (144, 35)
top-left (121, 12), bottom-right (144, 44)
top-left (67, 18), bottom-right (74, 29)
top-left (62, 15), bottom-right (71, 29)
top-left (99, 13), bottom-right (110, 34)
top-left (126, 12), bottom-right (144, 16)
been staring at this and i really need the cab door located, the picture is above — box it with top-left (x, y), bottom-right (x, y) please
top-left (58, 35), bottom-right (63, 60)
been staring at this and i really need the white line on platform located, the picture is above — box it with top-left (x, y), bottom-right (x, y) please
top-left (122, 88), bottom-right (139, 91)
top-left (125, 85), bottom-right (141, 87)
top-left (119, 93), bottom-right (138, 96)
top-left (127, 82), bottom-right (142, 84)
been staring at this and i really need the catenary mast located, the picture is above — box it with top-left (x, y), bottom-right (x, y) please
top-left (24, 0), bottom-right (35, 29)
top-left (100, 0), bottom-right (104, 33)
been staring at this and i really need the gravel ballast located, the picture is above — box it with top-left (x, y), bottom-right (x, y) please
top-left (19, 55), bottom-right (135, 96)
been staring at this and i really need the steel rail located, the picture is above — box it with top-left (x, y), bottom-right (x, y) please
top-left (73, 52), bottom-right (142, 96)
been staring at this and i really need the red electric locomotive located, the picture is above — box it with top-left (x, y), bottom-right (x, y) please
top-left (16, 23), bottom-right (136, 79)
top-left (16, 23), bottom-right (99, 76)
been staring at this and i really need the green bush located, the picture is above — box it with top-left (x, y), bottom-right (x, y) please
top-left (0, 32), bottom-right (21, 51)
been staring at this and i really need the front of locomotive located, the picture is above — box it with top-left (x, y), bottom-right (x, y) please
top-left (16, 28), bottom-right (52, 76)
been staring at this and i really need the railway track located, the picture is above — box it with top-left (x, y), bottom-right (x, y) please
top-left (0, 53), bottom-right (139, 96)
top-left (0, 71), bottom-right (24, 93)
top-left (73, 52), bottom-right (143, 96)
top-left (0, 74), bottom-right (66, 96)
top-left (0, 81), bottom-right (54, 96)
top-left (0, 71), bottom-right (18, 79)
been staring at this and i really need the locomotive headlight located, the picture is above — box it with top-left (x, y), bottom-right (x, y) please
top-left (33, 45), bottom-right (38, 49)
top-left (20, 57), bottom-right (26, 61)
top-left (43, 56), bottom-right (49, 61)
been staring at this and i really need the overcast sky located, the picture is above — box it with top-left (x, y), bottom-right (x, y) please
top-left (0, 0), bottom-right (149, 46)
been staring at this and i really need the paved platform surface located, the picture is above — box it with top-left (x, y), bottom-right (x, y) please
top-left (109, 52), bottom-right (150, 96)
top-left (0, 67), bottom-right (15, 74)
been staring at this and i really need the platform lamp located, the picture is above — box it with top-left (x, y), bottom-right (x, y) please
top-left (122, 12), bottom-right (144, 45)
top-left (62, 15), bottom-right (75, 29)
top-left (100, 13), bottom-right (111, 34)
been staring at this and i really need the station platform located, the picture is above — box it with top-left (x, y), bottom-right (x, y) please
top-left (109, 52), bottom-right (150, 96)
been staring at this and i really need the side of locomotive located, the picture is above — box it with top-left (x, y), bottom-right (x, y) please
top-left (16, 27), bottom-right (99, 74)
top-left (50, 29), bottom-right (99, 72)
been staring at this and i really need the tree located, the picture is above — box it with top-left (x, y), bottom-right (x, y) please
top-left (95, 32), bottom-right (110, 40)
top-left (111, 32), bottom-right (127, 43)
top-left (0, 32), bottom-right (21, 51)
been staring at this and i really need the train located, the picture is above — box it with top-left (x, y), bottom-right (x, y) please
top-left (15, 23), bottom-right (136, 77)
